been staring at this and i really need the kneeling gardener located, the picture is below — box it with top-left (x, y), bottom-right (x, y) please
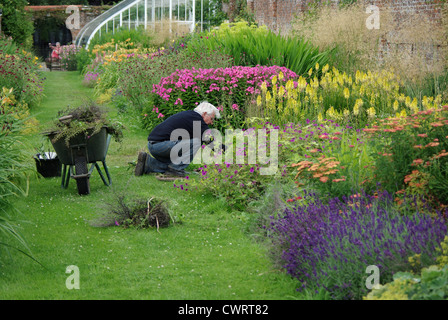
top-left (135, 101), bottom-right (221, 178)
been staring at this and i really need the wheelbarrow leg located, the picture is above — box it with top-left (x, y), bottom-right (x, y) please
top-left (95, 160), bottom-right (112, 186)
top-left (74, 155), bottom-right (90, 195)
top-left (61, 164), bottom-right (71, 189)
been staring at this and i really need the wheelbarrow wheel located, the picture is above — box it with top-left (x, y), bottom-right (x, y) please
top-left (74, 156), bottom-right (90, 195)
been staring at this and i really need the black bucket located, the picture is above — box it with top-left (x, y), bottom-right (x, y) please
top-left (34, 152), bottom-right (62, 177)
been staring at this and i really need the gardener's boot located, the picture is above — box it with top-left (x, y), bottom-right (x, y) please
top-left (134, 152), bottom-right (147, 176)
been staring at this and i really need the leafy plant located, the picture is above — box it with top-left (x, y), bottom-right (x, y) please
top-left (186, 21), bottom-right (331, 77)
top-left (0, 36), bottom-right (44, 108)
top-left (365, 106), bottom-right (448, 208)
top-left (0, 88), bottom-right (36, 263)
top-left (0, 0), bottom-right (34, 48)
top-left (44, 100), bottom-right (124, 147)
top-left (365, 265), bottom-right (448, 300)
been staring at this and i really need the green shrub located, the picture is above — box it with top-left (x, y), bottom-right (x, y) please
top-left (185, 21), bottom-right (332, 77)
top-left (365, 265), bottom-right (448, 300)
top-left (118, 43), bottom-right (232, 117)
top-left (365, 106), bottom-right (448, 209)
top-left (0, 0), bottom-right (34, 48)
top-left (88, 27), bottom-right (155, 50)
top-left (0, 37), bottom-right (44, 108)
top-left (0, 88), bottom-right (35, 260)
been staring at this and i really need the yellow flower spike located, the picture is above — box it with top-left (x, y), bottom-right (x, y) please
top-left (266, 91), bottom-right (272, 102)
top-left (306, 85), bottom-right (314, 97)
top-left (410, 98), bottom-right (418, 113)
top-left (353, 105), bottom-right (360, 116)
top-left (397, 109), bottom-right (407, 118)
top-left (278, 86), bottom-right (285, 98)
top-left (393, 100), bottom-right (399, 111)
top-left (297, 76), bottom-right (307, 91)
top-left (367, 107), bottom-right (376, 118)
top-left (308, 68), bottom-right (313, 77)
top-left (256, 95), bottom-right (262, 107)
top-left (343, 109), bottom-right (350, 117)
top-left (318, 112), bottom-right (323, 123)
top-left (322, 64), bottom-right (329, 74)
top-left (312, 76), bottom-right (319, 89)
top-left (315, 63), bottom-right (319, 71)
top-left (272, 76), bottom-right (277, 86)
top-left (285, 79), bottom-right (294, 91)
top-left (435, 94), bottom-right (442, 107)
top-left (405, 96), bottom-right (411, 107)
top-left (278, 72), bottom-right (284, 81)
top-left (343, 87), bottom-right (350, 99)
top-left (272, 84), bottom-right (278, 98)
top-left (355, 70), bottom-right (361, 83)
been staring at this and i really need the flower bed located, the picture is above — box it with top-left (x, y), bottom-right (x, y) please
top-left (151, 65), bottom-right (297, 131)
top-left (269, 190), bottom-right (448, 300)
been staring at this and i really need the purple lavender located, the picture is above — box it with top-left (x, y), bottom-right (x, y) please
top-left (269, 190), bottom-right (448, 299)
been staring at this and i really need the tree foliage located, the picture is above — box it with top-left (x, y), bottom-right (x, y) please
top-left (0, 0), bottom-right (34, 48)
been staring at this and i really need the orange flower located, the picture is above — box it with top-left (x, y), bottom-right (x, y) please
top-left (412, 159), bottom-right (424, 166)
top-left (435, 150), bottom-right (448, 159)
top-left (426, 142), bottom-right (440, 147)
top-left (319, 176), bottom-right (329, 183)
top-left (308, 164), bottom-right (320, 172)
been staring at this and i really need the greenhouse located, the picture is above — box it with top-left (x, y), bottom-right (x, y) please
top-left (75, 0), bottom-right (197, 48)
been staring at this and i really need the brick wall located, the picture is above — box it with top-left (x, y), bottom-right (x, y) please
top-left (248, 0), bottom-right (445, 34)
top-left (247, 0), bottom-right (447, 71)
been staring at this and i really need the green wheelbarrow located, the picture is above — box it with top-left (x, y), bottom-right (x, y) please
top-left (46, 126), bottom-right (112, 195)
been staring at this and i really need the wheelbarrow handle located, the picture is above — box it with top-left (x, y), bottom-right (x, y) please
top-left (58, 115), bottom-right (73, 123)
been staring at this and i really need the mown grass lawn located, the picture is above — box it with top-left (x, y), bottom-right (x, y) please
top-left (0, 71), bottom-right (302, 300)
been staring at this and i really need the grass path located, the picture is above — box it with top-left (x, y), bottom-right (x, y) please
top-left (0, 71), bottom-right (301, 300)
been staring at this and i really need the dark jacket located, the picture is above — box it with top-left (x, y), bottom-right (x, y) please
top-left (148, 110), bottom-right (210, 142)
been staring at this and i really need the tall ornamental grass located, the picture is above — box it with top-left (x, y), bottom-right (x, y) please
top-left (0, 88), bottom-right (35, 260)
top-left (185, 21), bottom-right (331, 77)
